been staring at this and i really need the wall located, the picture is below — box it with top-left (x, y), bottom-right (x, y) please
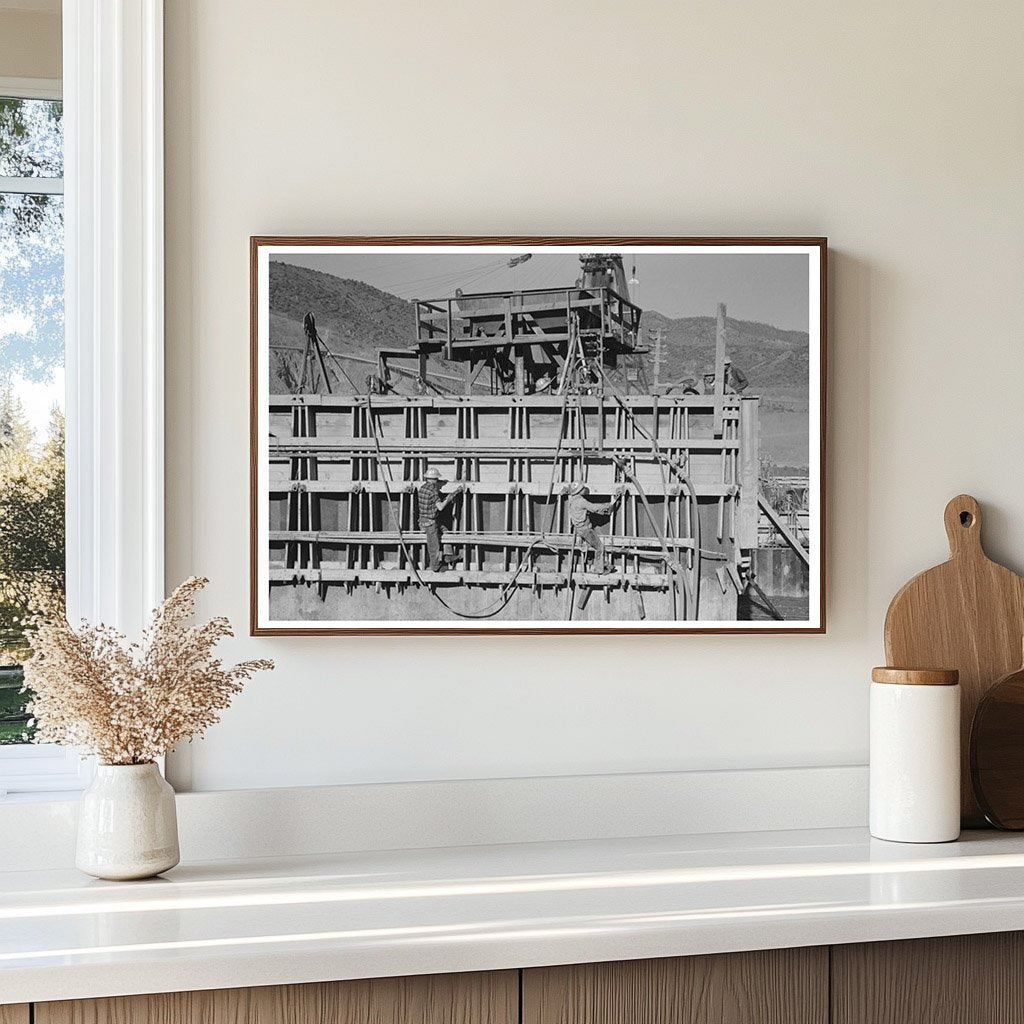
top-left (0, 5), bottom-right (60, 81)
top-left (163, 0), bottom-right (1024, 792)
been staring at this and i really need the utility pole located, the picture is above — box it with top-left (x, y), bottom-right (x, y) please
top-left (648, 325), bottom-right (663, 387)
top-left (714, 302), bottom-right (727, 435)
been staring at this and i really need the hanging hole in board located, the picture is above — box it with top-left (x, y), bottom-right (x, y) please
top-left (960, 511), bottom-right (974, 527)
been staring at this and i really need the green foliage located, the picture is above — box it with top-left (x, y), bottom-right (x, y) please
top-left (0, 665), bottom-right (29, 743)
top-left (0, 394), bottom-right (65, 643)
top-left (0, 97), bottom-right (62, 177)
top-left (0, 96), bottom-right (66, 742)
top-left (0, 97), bottom-right (62, 240)
top-left (0, 393), bottom-right (65, 742)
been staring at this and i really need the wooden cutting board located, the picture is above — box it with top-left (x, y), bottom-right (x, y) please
top-left (884, 494), bottom-right (1024, 826)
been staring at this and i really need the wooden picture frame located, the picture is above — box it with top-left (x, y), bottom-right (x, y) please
top-left (250, 237), bottom-right (826, 635)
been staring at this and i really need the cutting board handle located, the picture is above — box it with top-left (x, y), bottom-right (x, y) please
top-left (944, 494), bottom-right (983, 559)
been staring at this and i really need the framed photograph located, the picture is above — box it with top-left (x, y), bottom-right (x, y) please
top-left (250, 237), bottom-right (826, 634)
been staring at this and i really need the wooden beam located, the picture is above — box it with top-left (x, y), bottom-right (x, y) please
top-left (268, 480), bottom-right (740, 498)
top-left (312, 333), bottom-right (333, 395)
top-left (714, 301), bottom-right (726, 435)
top-left (738, 397), bottom-right (760, 547)
top-left (269, 393), bottom-right (740, 412)
top-left (758, 492), bottom-right (810, 566)
top-left (267, 566), bottom-right (677, 589)
top-left (451, 332), bottom-right (572, 348)
top-left (269, 529), bottom-right (696, 552)
top-left (464, 358), bottom-right (484, 395)
top-left (270, 437), bottom-right (743, 454)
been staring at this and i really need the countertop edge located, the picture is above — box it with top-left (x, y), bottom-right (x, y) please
top-left (8, 899), bottom-right (1024, 1005)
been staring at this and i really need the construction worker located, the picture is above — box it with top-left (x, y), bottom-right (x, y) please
top-left (726, 361), bottom-right (749, 393)
top-left (417, 468), bottom-right (464, 572)
top-left (567, 481), bottom-right (626, 574)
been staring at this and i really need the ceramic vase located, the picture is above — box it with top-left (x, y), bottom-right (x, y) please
top-left (76, 762), bottom-right (180, 880)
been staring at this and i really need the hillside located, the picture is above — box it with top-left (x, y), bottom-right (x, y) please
top-left (268, 261), bottom-right (426, 393)
top-left (640, 310), bottom-right (809, 396)
top-left (638, 310), bottom-right (810, 471)
top-left (268, 260), bottom-right (810, 468)
top-left (270, 260), bottom-right (415, 350)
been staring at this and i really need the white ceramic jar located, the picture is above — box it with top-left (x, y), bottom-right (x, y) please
top-left (76, 762), bottom-right (180, 880)
top-left (870, 667), bottom-right (961, 843)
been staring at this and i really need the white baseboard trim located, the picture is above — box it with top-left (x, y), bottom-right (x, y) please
top-left (0, 765), bottom-right (867, 872)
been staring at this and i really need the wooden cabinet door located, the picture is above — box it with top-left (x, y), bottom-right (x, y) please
top-left (832, 932), bottom-right (1024, 1024)
top-left (522, 948), bottom-right (828, 1024)
top-left (0, 1007), bottom-right (29, 1024)
top-left (35, 971), bottom-right (517, 1024)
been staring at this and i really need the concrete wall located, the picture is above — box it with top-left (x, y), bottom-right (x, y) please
top-left (0, 7), bottom-right (60, 81)
top-left (163, 0), bottom-right (1024, 792)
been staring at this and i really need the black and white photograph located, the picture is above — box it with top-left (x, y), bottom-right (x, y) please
top-left (251, 239), bottom-right (825, 633)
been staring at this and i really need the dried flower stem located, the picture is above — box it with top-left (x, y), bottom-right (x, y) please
top-left (23, 577), bottom-right (273, 765)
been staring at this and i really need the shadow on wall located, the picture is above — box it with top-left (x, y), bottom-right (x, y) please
top-left (826, 249), bottom-right (874, 637)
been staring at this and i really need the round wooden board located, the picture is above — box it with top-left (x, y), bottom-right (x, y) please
top-left (971, 664), bottom-right (1024, 829)
top-left (884, 495), bottom-right (1024, 826)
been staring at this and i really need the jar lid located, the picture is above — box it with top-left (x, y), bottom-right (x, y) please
top-left (871, 667), bottom-right (959, 686)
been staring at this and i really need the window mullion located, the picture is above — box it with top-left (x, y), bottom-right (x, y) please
top-left (0, 176), bottom-right (64, 195)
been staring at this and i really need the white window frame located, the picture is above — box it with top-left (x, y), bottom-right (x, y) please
top-left (0, 75), bottom-right (84, 795)
top-left (0, 0), bottom-right (164, 797)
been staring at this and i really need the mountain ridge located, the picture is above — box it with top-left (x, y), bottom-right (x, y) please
top-left (268, 259), bottom-right (810, 400)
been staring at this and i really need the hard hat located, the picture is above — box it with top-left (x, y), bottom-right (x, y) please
top-left (423, 468), bottom-right (441, 480)
top-left (568, 481), bottom-right (586, 495)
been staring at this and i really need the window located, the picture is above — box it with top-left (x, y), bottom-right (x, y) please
top-left (0, 79), bottom-right (82, 795)
top-left (0, 6), bottom-right (166, 798)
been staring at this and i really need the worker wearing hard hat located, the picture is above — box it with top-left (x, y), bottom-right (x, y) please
top-left (417, 468), bottom-right (465, 572)
top-left (567, 481), bottom-right (626, 575)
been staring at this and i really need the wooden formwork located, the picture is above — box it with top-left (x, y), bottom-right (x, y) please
top-left (266, 392), bottom-right (760, 622)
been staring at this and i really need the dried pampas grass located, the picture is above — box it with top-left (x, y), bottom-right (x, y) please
top-left (23, 577), bottom-right (273, 765)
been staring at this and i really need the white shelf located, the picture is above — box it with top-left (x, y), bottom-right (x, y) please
top-left (5, 826), bottom-right (1024, 1004)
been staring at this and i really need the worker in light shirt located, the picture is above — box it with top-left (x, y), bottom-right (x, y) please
top-left (566, 481), bottom-right (625, 574)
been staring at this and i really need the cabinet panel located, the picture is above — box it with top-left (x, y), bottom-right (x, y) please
top-left (832, 932), bottom-right (1024, 1024)
top-left (36, 971), bottom-right (517, 1024)
top-left (0, 1007), bottom-right (29, 1024)
top-left (522, 948), bottom-right (828, 1024)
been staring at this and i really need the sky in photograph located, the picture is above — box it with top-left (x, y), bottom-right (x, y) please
top-left (276, 251), bottom-right (811, 333)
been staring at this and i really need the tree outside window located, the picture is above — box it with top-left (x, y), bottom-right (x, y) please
top-left (0, 95), bottom-right (65, 744)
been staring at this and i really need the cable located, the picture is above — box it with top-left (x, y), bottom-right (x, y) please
top-left (364, 393), bottom-right (571, 619)
top-left (321, 342), bottom-right (359, 392)
top-left (608, 392), bottom-right (702, 620)
top-left (356, 377), bottom-right (692, 621)
top-left (386, 257), bottom-right (510, 295)
top-left (612, 453), bottom-right (687, 618)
